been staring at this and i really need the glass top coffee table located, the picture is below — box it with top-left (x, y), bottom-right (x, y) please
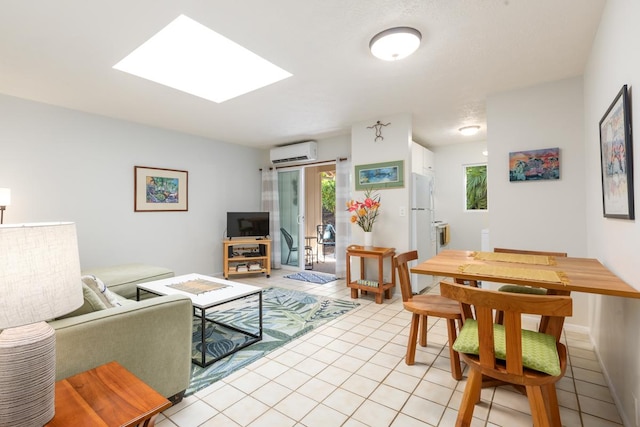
top-left (137, 273), bottom-right (262, 367)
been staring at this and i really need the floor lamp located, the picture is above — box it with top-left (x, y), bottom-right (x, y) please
top-left (0, 222), bottom-right (83, 426)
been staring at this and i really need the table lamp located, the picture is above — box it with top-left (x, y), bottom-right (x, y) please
top-left (0, 222), bottom-right (83, 426)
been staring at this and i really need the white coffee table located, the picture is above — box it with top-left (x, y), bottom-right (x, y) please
top-left (136, 273), bottom-right (263, 367)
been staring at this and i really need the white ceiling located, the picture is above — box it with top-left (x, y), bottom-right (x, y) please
top-left (0, 0), bottom-right (606, 149)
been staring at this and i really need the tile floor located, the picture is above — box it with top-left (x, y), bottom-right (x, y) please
top-left (156, 270), bottom-right (623, 427)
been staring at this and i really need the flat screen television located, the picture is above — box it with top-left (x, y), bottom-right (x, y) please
top-left (226, 212), bottom-right (270, 239)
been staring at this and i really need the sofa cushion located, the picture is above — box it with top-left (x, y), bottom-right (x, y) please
top-left (81, 264), bottom-right (174, 299)
top-left (57, 282), bottom-right (108, 319)
top-left (82, 275), bottom-right (122, 308)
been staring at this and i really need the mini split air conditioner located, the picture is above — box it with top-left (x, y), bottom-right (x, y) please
top-left (270, 141), bottom-right (317, 164)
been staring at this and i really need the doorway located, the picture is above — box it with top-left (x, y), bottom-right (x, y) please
top-left (303, 165), bottom-right (336, 274)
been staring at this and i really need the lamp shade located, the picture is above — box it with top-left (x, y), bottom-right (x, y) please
top-left (0, 222), bottom-right (83, 328)
top-left (0, 188), bottom-right (9, 206)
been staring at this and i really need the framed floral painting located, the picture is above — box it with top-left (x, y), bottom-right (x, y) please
top-left (134, 166), bottom-right (188, 212)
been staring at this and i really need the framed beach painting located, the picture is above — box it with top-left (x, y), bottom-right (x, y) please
top-left (599, 85), bottom-right (634, 219)
top-left (355, 160), bottom-right (404, 190)
top-left (509, 148), bottom-right (560, 182)
top-left (134, 166), bottom-right (188, 212)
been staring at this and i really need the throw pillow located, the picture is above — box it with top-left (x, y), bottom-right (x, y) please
top-left (56, 282), bottom-right (108, 319)
top-left (82, 275), bottom-right (123, 308)
top-left (452, 319), bottom-right (561, 376)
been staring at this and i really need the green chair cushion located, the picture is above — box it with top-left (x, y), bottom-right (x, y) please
top-left (452, 319), bottom-right (561, 376)
top-left (498, 284), bottom-right (547, 295)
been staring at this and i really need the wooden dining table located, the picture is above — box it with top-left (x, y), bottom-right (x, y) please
top-left (411, 249), bottom-right (640, 339)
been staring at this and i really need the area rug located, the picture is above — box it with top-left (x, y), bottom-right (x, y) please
top-left (187, 287), bottom-right (358, 395)
top-left (284, 271), bottom-right (338, 284)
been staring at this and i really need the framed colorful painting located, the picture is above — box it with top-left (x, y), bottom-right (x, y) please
top-left (134, 166), bottom-right (188, 212)
top-left (354, 160), bottom-right (404, 190)
top-left (509, 147), bottom-right (560, 182)
top-left (599, 85), bottom-right (634, 219)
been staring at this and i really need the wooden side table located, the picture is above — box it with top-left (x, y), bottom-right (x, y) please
top-left (346, 245), bottom-right (396, 304)
top-left (45, 361), bottom-right (171, 427)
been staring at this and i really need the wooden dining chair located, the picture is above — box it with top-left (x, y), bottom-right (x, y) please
top-left (394, 251), bottom-right (463, 380)
top-left (493, 248), bottom-right (568, 325)
top-left (440, 281), bottom-right (572, 427)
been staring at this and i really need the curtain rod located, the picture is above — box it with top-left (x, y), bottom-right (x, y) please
top-left (260, 157), bottom-right (348, 171)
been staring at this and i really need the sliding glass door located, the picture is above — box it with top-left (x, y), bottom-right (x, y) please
top-left (278, 169), bottom-right (304, 268)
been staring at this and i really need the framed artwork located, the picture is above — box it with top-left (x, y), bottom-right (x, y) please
top-left (509, 147), bottom-right (560, 182)
top-left (355, 160), bottom-right (404, 190)
top-left (599, 85), bottom-right (634, 219)
top-left (134, 166), bottom-right (188, 212)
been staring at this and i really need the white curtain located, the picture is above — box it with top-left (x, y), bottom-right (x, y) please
top-left (261, 169), bottom-right (281, 270)
top-left (334, 157), bottom-right (351, 278)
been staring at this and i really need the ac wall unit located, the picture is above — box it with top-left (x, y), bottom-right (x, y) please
top-left (270, 141), bottom-right (317, 164)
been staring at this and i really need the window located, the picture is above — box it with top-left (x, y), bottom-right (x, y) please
top-left (465, 164), bottom-right (488, 211)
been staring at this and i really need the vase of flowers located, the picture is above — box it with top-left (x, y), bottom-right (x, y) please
top-left (347, 188), bottom-right (381, 247)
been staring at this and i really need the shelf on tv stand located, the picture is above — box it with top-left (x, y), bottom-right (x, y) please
top-left (223, 238), bottom-right (271, 279)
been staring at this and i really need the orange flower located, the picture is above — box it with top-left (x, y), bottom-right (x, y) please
top-left (345, 188), bottom-right (381, 232)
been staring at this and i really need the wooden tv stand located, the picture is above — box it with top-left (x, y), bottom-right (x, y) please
top-left (223, 238), bottom-right (271, 279)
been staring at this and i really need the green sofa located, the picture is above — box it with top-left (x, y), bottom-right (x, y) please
top-left (48, 264), bottom-right (192, 403)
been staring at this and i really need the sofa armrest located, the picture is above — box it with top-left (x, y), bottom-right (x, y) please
top-left (49, 294), bottom-right (193, 399)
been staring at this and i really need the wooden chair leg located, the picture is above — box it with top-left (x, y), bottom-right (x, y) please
top-left (526, 385), bottom-right (553, 427)
top-left (446, 318), bottom-right (462, 380)
top-left (419, 314), bottom-right (427, 347)
top-left (495, 310), bottom-right (504, 324)
top-left (541, 383), bottom-right (561, 427)
top-left (456, 368), bottom-right (482, 427)
top-left (405, 313), bottom-right (420, 365)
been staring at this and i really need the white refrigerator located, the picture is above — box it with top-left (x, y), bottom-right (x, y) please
top-left (410, 173), bottom-right (437, 294)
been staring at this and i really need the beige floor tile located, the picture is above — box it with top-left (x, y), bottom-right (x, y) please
top-left (412, 380), bottom-right (455, 406)
top-left (341, 373), bottom-right (380, 398)
top-left (401, 395), bottom-right (446, 426)
top-left (351, 398), bottom-right (398, 426)
top-left (251, 381), bottom-right (292, 407)
top-left (390, 412), bottom-right (436, 427)
top-left (300, 403), bottom-right (349, 427)
top-left (167, 400), bottom-right (217, 427)
top-left (201, 384), bottom-right (247, 412)
top-left (273, 368), bottom-right (312, 390)
top-left (316, 364), bottom-right (353, 387)
top-left (579, 395), bottom-right (623, 423)
top-left (368, 383), bottom-right (411, 411)
top-left (221, 396), bottom-right (270, 426)
top-left (322, 388), bottom-right (366, 416)
top-left (229, 371), bottom-right (270, 394)
top-left (575, 379), bottom-right (615, 403)
top-left (297, 377), bottom-right (337, 402)
top-left (383, 370), bottom-right (422, 393)
top-left (247, 408), bottom-right (296, 427)
top-left (273, 391), bottom-right (318, 420)
top-left (487, 403), bottom-right (534, 427)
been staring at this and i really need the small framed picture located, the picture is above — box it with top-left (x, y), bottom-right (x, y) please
top-left (599, 85), bottom-right (634, 219)
top-left (354, 160), bottom-right (404, 190)
top-left (134, 166), bottom-right (188, 212)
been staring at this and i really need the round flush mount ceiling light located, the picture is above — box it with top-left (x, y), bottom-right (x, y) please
top-left (458, 125), bottom-right (481, 136)
top-left (369, 27), bottom-right (422, 61)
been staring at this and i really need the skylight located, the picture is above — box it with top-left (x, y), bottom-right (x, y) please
top-left (113, 15), bottom-right (292, 103)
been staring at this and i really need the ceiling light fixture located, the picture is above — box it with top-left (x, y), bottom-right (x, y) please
top-left (459, 125), bottom-right (480, 136)
top-left (113, 15), bottom-right (292, 103)
top-left (369, 27), bottom-right (421, 61)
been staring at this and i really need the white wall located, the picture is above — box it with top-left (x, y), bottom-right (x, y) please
top-left (350, 113), bottom-right (412, 284)
top-left (486, 77), bottom-right (589, 327)
top-left (0, 94), bottom-right (264, 276)
top-left (432, 141), bottom-right (489, 251)
top-left (584, 1), bottom-right (640, 424)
